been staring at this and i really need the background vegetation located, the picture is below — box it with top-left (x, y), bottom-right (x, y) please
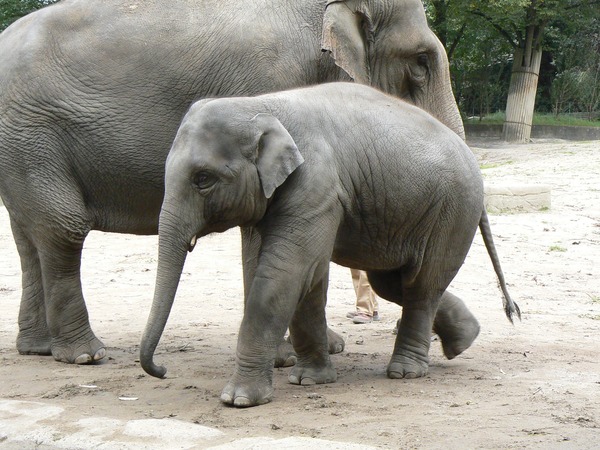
top-left (0, 0), bottom-right (57, 30)
top-left (424, 0), bottom-right (600, 123)
top-left (1, 0), bottom-right (599, 126)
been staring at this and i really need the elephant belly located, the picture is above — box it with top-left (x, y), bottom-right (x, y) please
top-left (331, 236), bottom-right (410, 272)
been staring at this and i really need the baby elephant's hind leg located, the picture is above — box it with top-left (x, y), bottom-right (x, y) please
top-left (434, 291), bottom-right (480, 359)
top-left (367, 273), bottom-right (480, 360)
top-left (368, 269), bottom-right (435, 378)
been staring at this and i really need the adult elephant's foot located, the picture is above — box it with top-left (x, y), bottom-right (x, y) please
top-left (51, 333), bottom-right (106, 364)
top-left (434, 291), bottom-right (480, 360)
top-left (386, 355), bottom-right (429, 379)
top-left (326, 327), bottom-right (345, 354)
top-left (17, 341), bottom-right (52, 356)
top-left (220, 377), bottom-right (274, 408)
top-left (17, 329), bottom-right (52, 355)
top-left (17, 312), bottom-right (53, 355)
top-left (288, 360), bottom-right (337, 385)
top-left (275, 339), bottom-right (297, 368)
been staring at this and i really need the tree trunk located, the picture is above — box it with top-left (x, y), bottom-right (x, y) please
top-left (502, 45), bottom-right (543, 142)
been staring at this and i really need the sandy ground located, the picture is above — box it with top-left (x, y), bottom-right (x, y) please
top-left (0, 139), bottom-right (599, 449)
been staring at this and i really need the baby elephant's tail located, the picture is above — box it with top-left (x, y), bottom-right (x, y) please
top-left (479, 210), bottom-right (521, 323)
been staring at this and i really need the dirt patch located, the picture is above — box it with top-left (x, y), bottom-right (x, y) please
top-left (1, 139), bottom-right (599, 448)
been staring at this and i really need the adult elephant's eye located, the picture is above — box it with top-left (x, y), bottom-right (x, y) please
top-left (409, 53), bottom-right (430, 87)
top-left (192, 171), bottom-right (216, 190)
top-left (416, 52), bottom-right (429, 68)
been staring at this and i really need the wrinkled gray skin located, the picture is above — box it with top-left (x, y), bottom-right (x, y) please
top-left (0, 0), bottom-right (471, 365)
top-left (140, 83), bottom-right (521, 407)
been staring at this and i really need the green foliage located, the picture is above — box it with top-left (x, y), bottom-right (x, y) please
top-left (533, 113), bottom-right (600, 127)
top-left (479, 160), bottom-right (514, 169)
top-left (551, 68), bottom-right (584, 114)
top-left (0, 0), bottom-right (58, 31)
top-left (548, 245), bottom-right (567, 252)
top-left (465, 112), bottom-right (600, 127)
top-left (424, 0), bottom-right (600, 120)
top-left (550, 16), bottom-right (600, 118)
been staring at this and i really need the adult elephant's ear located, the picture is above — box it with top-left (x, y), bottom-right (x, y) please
top-left (252, 114), bottom-right (304, 199)
top-left (321, 0), bottom-right (370, 84)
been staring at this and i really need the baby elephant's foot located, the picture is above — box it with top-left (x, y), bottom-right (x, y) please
top-left (220, 378), bottom-right (274, 408)
top-left (51, 335), bottom-right (106, 364)
top-left (436, 320), bottom-right (480, 360)
top-left (288, 361), bottom-right (337, 386)
top-left (326, 327), bottom-right (345, 354)
top-left (387, 355), bottom-right (429, 379)
top-left (434, 292), bottom-right (481, 360)
top-left (275, 339), bottom-right (297, 368)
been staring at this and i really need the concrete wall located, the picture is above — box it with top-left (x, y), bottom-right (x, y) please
top-left (465, 124), bottom-right (600, 141)
top-left (484, 184), bottom-right (551, 214)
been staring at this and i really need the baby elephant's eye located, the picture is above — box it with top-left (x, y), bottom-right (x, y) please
top-left (192, 171), bottom-right (217, 190)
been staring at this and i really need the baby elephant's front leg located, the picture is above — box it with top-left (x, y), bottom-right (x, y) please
top-left (220, 320), bottom-right (281, 407)
top-left (220, 277), bottom-right (295, 407)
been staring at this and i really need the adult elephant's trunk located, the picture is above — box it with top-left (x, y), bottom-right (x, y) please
top-left (422, 43), bottom-right (465, 141)
top-left (408, 35), bottom-right (465, 141)
top-left (425, 78), bottom-right (465, 140)
top-left (140, 212), bottom-right (192, 378)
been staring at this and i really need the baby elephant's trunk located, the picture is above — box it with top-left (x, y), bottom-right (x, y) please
top-left (140, 222), bottom-right (191, 378)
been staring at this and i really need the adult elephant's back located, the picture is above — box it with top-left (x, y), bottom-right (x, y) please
top-left (0, 0), bottom-right (340, 234)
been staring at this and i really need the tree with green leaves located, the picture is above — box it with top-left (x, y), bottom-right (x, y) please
top-left (426, 0), bottom-right (599, 141)
top-left (1, 0), bottom-right (58, 31)
top-left (470, 0), bottom-right (599, 141)
top-left (550, 15), bottom-right (600, 119)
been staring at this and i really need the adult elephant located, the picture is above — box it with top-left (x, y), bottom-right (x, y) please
top-left (0, 0), bottom-right (472, 365)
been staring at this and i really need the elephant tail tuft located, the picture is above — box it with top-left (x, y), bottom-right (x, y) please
top-left (479, 209), bottom-right (521, 323)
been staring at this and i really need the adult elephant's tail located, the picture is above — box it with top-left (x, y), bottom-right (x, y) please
top-left (479, 209), bottom-right (521, 323)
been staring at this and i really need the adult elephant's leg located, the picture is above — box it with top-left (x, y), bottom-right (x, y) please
top-left (37, 227), bottom-right (105, 364)
top-left (11, 219), bottom-right (51, 355)
top-left (433, 291), bottom-right (480, 359)
top-left (241, 227), bottom-right (295, 368)
top-left (322, 266), bottom-right (345, 354)
top-left (288, 267), bottom-right (337, 386)
top-left (326, 323), bottom-right (345, 354)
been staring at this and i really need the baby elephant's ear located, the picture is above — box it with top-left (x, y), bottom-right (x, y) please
top-left (252, 114), bottom-right (304, 199)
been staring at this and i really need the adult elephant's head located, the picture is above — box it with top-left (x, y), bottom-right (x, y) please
top-left (139, 99), bottom-right (304, 378)
top-left (322, 0), bottom-right (464, 139)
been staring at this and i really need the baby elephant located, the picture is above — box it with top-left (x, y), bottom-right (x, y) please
top-left (140, 82), bottom-right (520, 407)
